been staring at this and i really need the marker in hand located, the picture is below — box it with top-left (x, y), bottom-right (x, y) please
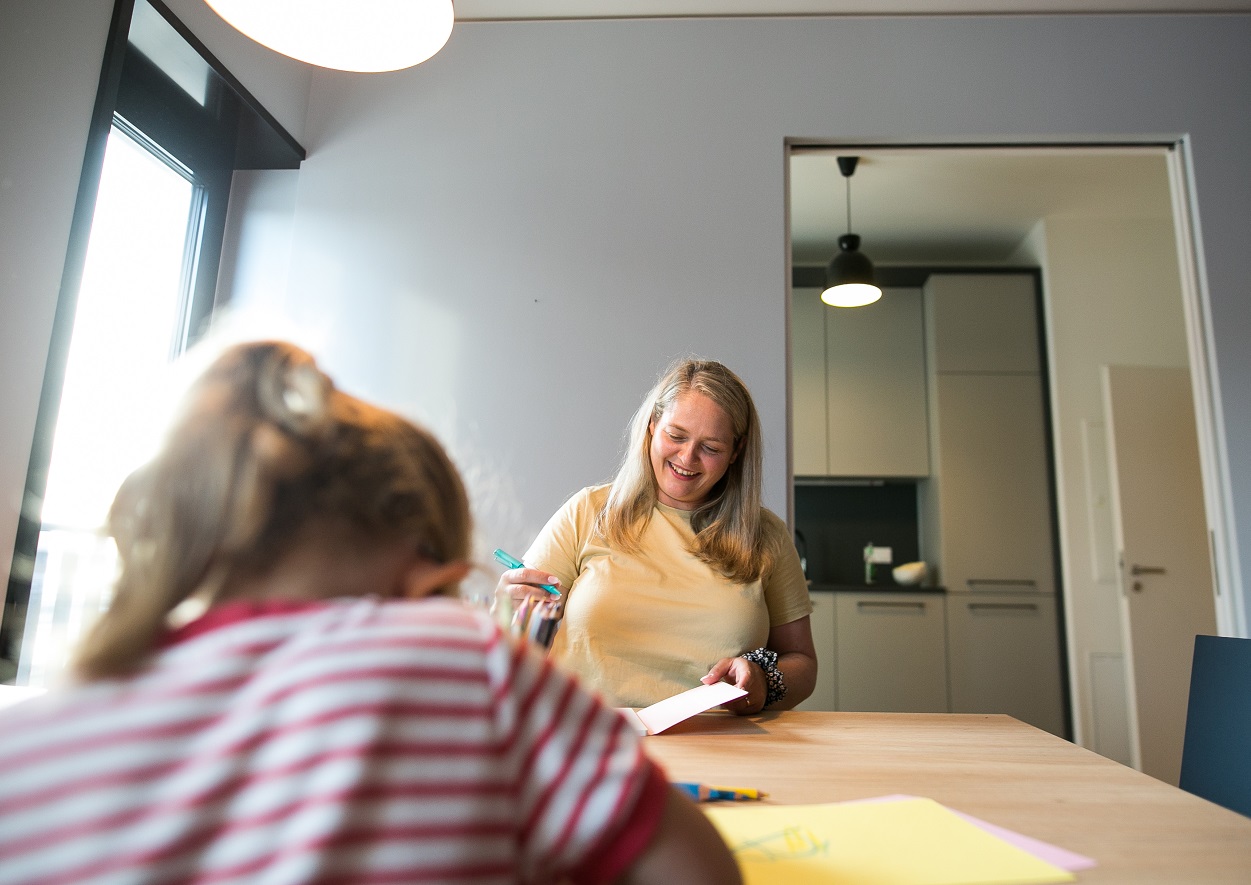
top-left (493, 549), bottom-right (561, 597)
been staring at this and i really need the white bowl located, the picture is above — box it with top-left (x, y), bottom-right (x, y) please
top-left (892, 561), bottom-right (928, 586)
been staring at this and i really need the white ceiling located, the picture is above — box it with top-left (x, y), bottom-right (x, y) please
top-left (789, 146), bottom-right (1176, 266)
top-left (454, 1), bottom-right (1251, 20)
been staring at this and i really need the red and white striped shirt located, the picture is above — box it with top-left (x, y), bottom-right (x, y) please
top-left (0, 597), bottom-right (666, 884)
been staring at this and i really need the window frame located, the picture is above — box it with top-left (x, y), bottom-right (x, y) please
top-left (2, 0), bottom-right (305, 680)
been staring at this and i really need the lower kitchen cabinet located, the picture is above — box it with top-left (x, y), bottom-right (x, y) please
top-left (945, 592), bottom-right (1066, 737)
top-left (796, 590), bottom-right (838, 712)
top-left (835, 591), bottom-right (948, 713)
top-left (799, 588), bottom-right (1065, 729)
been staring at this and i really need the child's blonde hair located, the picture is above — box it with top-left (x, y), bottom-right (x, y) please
top-left (73, 341), bottom-right (472, 680)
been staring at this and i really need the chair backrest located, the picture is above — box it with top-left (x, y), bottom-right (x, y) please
top-left (1178, 634), bottom-right (1251, 817)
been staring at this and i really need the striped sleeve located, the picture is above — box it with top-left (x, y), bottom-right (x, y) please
top-left (485, 631), bottom-right (664, 883)
top-left (0, 598), bottom-right (667, 885)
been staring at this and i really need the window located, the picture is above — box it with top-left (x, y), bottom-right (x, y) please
top-left (13, 123), bottom-right (199, 685)
top-left (1, 0), bottom-right (303, 686)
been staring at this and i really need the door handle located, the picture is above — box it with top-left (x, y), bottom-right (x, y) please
top-left (1130, 564), bottom-right (1166, 576)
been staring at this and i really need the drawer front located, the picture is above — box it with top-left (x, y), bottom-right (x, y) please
top-left (835, 593), bottom-right (948, 713)
top-left (946, 592), bottom-right (1065, 736)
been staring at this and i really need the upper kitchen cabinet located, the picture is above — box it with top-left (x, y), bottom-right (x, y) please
top-left (791, 287), bottom-right (929, 478)
top-left (926, 274), bottom-right (1041, 373)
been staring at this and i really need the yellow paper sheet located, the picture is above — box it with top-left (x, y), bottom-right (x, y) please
top-left (703, 796), bottom-right (1075, 885)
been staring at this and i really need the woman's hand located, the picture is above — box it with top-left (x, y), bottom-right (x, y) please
top-left (702, 656), bottom-right (766, 716)
top-left (700, 616), bottom-right (820, 716)
top-left (495, 567), bottom-right (564, 605)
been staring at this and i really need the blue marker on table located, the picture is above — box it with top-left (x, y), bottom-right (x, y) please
top-left (492, 549), bottom-right (561, 597)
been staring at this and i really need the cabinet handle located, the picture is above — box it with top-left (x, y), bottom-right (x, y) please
top-left (967, 602), bottom-right (1040, 612)
top-left (1130, 564), bottom-right (1166, 576)
top-left (857, 600), bottom-right (926, 611)
top-left (966, 579), bottom-right (1038, 590)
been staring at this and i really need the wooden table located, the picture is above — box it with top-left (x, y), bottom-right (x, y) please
top-left (642, 710), bottom-right (1251, 883)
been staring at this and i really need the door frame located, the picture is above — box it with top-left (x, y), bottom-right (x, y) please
top-left (783, 136), bottom-right (1238, 637)
top-left (1165, 140), bottom-right (1242, 635)
top-left (783, 136), bottom-right (1240, 756)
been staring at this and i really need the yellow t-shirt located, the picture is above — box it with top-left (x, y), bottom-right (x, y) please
top-left (525, 484), bottom-right (812, 708)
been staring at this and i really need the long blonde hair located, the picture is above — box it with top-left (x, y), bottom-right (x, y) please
top-left (73, 341), bottom-right (472, 680)
top-left (596, 358), bottom-right (767, 583)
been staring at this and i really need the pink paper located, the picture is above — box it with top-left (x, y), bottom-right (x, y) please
top-left (619, 681), bottom-right (747, 734)
top-left (843, 794), bottom-right (1096, 872)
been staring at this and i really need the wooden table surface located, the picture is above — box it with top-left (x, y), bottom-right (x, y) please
top-left (642, 710), bottom-right (1251, 883)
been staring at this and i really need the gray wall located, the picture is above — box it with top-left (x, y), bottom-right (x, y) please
top-left (0, 0), bottom-right (114, 587)
top-left (4, 10), bottom-right (1251, 633)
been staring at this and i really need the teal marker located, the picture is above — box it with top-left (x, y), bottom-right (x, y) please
top-left (493, 549), bottom-right (561, 597)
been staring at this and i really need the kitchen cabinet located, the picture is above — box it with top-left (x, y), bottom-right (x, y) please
top-left (945, 592), bottom-right (1066, 736)
top-left (921, 273), bottom-right (1056, 595)
top-left (795, 590), bottom-right (838, 712)
top-left (801, 587), bottom-right (1062, 731)
top-left (925, 373), bottom-right (1055, 593)
top-left (791, 287), bottom-right (829, 476)
top-left (920, 271), bottom-right (1066, 737)
top-left (791, 271), bottom-right (1066, 732)
top-left (834, 591), bottom-right (948, 713)
top-left (791, 287), bottom-right (929, 478)
top-left (926, 273), bottom-right (1040, 373)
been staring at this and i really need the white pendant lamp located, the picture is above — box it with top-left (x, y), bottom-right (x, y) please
top-left (821, 156), bottom-right (882, 308)
top-left (205, 0), bottom-right (455, 73)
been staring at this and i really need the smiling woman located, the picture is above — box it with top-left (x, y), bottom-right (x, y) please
top-left (649, 383), bottom-right (740, 510)
top-left (497, 358), bottom-right (818, 713)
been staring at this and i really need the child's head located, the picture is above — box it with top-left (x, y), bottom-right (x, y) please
top-left (74, 340), bottom-right (472, 679)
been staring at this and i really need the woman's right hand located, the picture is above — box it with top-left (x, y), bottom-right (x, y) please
top-left (495, 567), bottom-right (564, 605)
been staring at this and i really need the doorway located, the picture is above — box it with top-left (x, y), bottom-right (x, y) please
top-left (785, 141), bottom-right (1232, 768)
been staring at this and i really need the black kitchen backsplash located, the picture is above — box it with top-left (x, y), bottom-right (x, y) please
top-left (794, 482), bottom-right (921, 585)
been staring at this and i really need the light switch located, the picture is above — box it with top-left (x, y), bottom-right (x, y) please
top-left (869, 546), bottom-right (893, 564)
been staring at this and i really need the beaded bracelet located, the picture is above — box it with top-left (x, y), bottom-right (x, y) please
top-left (741, 646), bottom-right (787, 708)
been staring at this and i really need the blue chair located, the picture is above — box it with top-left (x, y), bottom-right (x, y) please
top-left (1178, 635), bottom-right (1251, 817)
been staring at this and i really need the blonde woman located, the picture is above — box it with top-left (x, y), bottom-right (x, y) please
top-left (500, 358), bottom-right (816, 713)
top-left (0, 342), bottom-right (739, 885)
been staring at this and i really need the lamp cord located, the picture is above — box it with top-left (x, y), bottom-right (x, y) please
top-left (845, 177), bottom-right (852, 234)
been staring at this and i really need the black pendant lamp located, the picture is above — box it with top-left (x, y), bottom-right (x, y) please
top-left (821, 156), bottom-right (882, 308)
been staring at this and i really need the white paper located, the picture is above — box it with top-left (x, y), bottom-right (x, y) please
top-left (619, 681), bottom-right (748, 735)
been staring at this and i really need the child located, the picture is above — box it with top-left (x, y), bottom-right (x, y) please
top-left (0, 341), bottom-right (739, 885)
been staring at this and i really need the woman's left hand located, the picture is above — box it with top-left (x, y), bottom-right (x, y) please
top-left (702, 657), bottom-right (766, 716)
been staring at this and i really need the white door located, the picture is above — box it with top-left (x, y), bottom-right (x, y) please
top-left (1102, 365), bottom-right (1217, 785)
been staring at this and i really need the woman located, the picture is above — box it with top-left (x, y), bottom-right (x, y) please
top-left (0, 342), bottom-right (739, 885)
top-left (500, 358), bottom-right (816, 713)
